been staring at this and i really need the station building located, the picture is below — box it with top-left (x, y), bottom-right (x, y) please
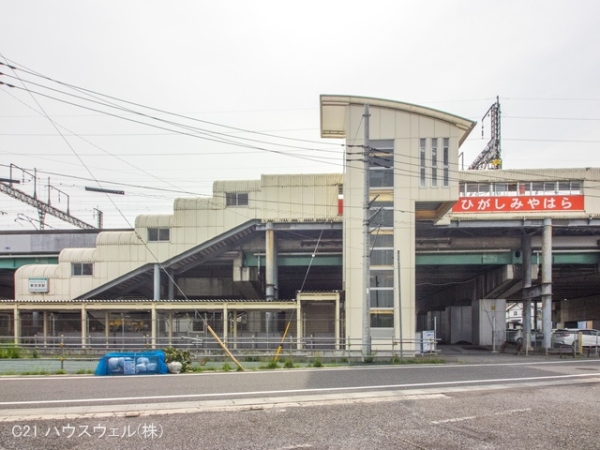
top-left (2, 95), bottom-right (600, 354)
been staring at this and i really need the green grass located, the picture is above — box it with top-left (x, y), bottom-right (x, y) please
top-left (391, 356), bottom-right (445, 365)
top-left (283, 359), bottom-right (295, 369)
top-left (0, 346), bottom-right (21, 359)
top-left (261, 360), bottom-right (279, 370)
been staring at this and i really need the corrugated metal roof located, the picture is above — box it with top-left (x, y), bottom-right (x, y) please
top-left (0, 298), bottom-right (296, 304)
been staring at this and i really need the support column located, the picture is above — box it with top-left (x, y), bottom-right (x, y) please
top-left (104, 311), bottom-right (110, 348)
top-left (296, 299), bottom-right (303, 350)
top-left (43, 311), bottom-right (48, 348)
top-left (521, 234), bottom-right (533, 348)
top-left (13, 305), bottom-right (20, 345)
top-left (154, 263), bottom-right (161, 300)
top-left (335, 295), bottom-right (340, 350)
top-left (223, 304), bottom-right (229, 345)
top-left (265, 222), bottom-right (278, 301)
top-left (151, 304), bottom-right (157, 349)
top-left (168, 312), bottom-right (173, 346)
top-left (168, 271), bottom-right (175, 300)
top-left (542, 218), bottom-right (553, 351)
top-left (232, 310), bottom-right (238, 349)
top-left (81, 304), bottom-right (87, 348)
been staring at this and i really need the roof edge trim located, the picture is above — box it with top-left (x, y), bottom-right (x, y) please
top-left (320, 94), bottom-right (477, 145)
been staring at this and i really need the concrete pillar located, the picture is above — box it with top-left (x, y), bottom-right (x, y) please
top-left (335, 295), bottom-right (340, 350)
top-left (265, 222), bottom-right (278, 300)
top-left (151, 304), bottom-right (157, 349)
top-left (232, 310), bottom-right (238, 349)
top-left (168, 271), bottom-right (175, 300)
top-left (521, 234), bottom-right (533, 345)
top-left (223, 304), bottom-right (229, 345)
top-left (81, 304), bottom-right (87, 348)
top-left (153, 263), bottom-right (161, 300)
top-left (104, 311), bottom-right (110, 348)
top-left (296, 299), bottom-right (303, 350)
top-left (43, 311), bottom-right (48, 348)
top-left (168, 312), bottom-right (173, 346)
top-left (13, 305), bottom-right (20, 345)
top-left (542, 218), bottom-right (553, 350)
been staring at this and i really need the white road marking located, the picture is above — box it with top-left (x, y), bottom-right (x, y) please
top-left (432, 416), bottom-right (477, 424)
top-left (0, 373), bottom-right (599, 407)
top-left (431, 407), bottom-right (532, 424)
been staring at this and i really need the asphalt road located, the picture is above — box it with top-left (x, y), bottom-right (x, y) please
top-left (1, 358), bottom-right (600, 409)
top-left (1, 358), bottom-right (599, 449)
top-left (0, 375), bottom-right (599, 449)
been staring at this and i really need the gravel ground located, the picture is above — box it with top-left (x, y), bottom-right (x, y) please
top-left (0, 381), bottom-right (598, 449)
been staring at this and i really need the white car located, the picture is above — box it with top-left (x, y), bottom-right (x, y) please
top-left (505, 329), bottom-right (541, 346)
top-left (551, 329), bottom-right (600, 348)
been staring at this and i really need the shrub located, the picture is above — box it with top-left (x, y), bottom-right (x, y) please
top-left (283, 359), bottom-right (295, 369)
top-left (222, 363), bottom-right (232, 372)
top-left (162, 347), bottom-right (192, 373)
top-left (263, 360), bottom-right (279, 370)
top-left (0, 344), bottom-right (21, 359)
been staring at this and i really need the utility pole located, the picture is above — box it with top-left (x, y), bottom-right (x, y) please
top-left (362, 104), bottom-right (372, 357)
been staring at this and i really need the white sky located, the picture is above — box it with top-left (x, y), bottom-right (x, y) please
top-left (1, 0), bottom-right (599, 230)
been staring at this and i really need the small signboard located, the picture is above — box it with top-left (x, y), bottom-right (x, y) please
top-left (28, 278), bottom-right (48, 293)
top-left (422, 330), bottom-right (436, 353)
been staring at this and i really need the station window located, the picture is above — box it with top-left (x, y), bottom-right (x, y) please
top-left (369, 233), bottom-right (393, 248)
top-left (459, 180), bottom-right (583, 196)
top-left (370, 290), bottom-right (394, 308)
top-left (369, 207), bottom-right (394, 228)
top-left (371, 312), bottom-right (394, 328)
top-left (544, 182), bottom-right (557, 194)
top-left (226, 192), bottom-right (249, 206)
top-left (420, 138), bottom-right (426, 187)
top-left (531, 182), bottom-right (544, 195)
top-left (370, 269), bottom-right (394, 288)
top-left (369, 140), bottom-right (394, 188)
top-left (431, 138), bottom-right (438, 187)
top-left (370, 249), bottom-right (394, 266)
top-left (148, 228), bottom-right (170, 242)
top-left (443, 138), bottom-right (449, 187)
top-left (72, 263), bottom-right (93, 276)
top-left (558, 181), bottom-right (581, 194)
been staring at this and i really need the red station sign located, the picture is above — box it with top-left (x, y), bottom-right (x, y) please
top-left (451, 195), bottom-right (585, 213)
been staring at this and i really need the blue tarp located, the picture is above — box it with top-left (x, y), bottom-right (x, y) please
top-left (94, 350), bottom-right (168, 376)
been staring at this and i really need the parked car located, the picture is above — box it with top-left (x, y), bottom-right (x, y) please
top-left (505, 328), bottom-right (542, 346)
top-left (551, 329), bottom-right (600, 348)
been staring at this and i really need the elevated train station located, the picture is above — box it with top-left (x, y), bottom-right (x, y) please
top-left (1, 95), bottom-right (599, 354)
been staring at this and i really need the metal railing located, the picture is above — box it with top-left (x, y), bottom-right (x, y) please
top-left (0, 334), bottom-right (438, 359)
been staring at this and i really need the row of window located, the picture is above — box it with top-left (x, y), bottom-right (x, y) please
top-left (420, 138), bottom-right (450, 188)
top-left (460, 181), bottom-right (582, 197)
top-left (368, 140), bottom-right (396, 327)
